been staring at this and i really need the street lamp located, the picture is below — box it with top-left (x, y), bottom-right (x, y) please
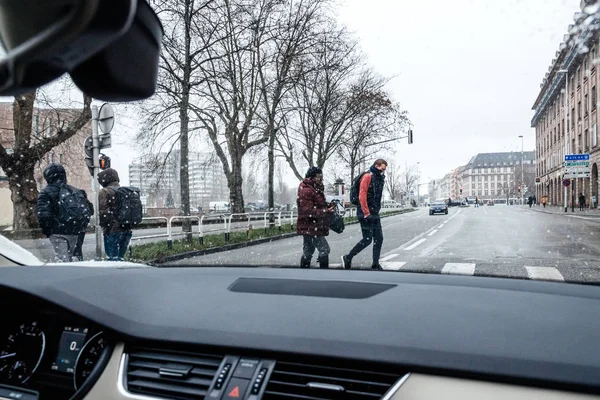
top-left (518, 135), bottom-right (524, 205)
top-left (557, 68), bottom-right (569, 212)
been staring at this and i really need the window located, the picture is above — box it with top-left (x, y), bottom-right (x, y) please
top-left (593, 86), bottom-right (597, 110)
top-left (578, 101), bottom-right (582, 120)
top-left (585, 94), bottom-right (589, 116)
top-left (577, 67), bottom-right (582, 87)
top-left (594, 124), bottom-right (598, 147)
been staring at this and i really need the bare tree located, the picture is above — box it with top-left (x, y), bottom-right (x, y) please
top-left (138, 0), bottom-right (220, 237)
top-left (254, 0), bottom-right (328, 214)
top-left (190, 0), bottom-right (275, 213)
top-left (0, 90), bottom-right (91, 230)
top-left (277, 34), bottom-right (388, 179)
top-left (337, 96), bottom-right (409, 183)
top-left (385, 163), bottom-right (418, 204)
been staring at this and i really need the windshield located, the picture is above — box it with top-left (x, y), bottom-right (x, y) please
top-left (0, 0), bottom-right (598, 284)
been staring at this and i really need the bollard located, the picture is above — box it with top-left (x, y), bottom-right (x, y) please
top-left (167, 240), bottom-right (173, 250)
top-left (199, 236), bottom-right (204, 245)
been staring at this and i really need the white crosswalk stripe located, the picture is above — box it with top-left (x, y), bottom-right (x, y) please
top-left (381, 262), bottom-right (407, 270)
top-left (325, 262), bottom-right (567, 282)
top-left (442, 263), bottom-right (476, 275)
top-left (404, 238), bottom-right (426, 251)
top-left (525, 266), bottom-right (565, 281)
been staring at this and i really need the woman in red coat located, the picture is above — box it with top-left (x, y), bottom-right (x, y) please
top-left (297, 167), bottom-right (334, 268)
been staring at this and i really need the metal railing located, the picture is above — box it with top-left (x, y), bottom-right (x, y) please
top-left (225, 213), bottom-right (250, 240)
top-left (167, 216), bottom-right (201, 249)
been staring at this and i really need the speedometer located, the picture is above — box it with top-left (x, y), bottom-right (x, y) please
top-left (73, 332), bottom-right (108, 390)
top-left (0, 321), bottom-right (46, 384)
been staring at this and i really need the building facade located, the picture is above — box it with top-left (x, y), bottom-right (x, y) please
top-left (0, 102), bottom-right (93, 226)
top-left (433, 151), bottom-right (536, 203)
top-left (532, 0), bottom-right (600, 207)
top-left (129, 151), bottom-right (228, 211)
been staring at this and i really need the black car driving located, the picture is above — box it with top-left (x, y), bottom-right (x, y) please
top-left (429, 201), bottom-right (448, 215)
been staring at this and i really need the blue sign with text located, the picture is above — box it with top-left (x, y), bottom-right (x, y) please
top-left (565, 154), bottom-right (590, 161)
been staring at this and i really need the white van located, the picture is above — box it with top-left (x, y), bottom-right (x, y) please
top-left (209, 201), bottom-right (230, 213)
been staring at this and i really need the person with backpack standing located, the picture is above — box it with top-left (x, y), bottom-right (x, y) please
top-left (37, 164), bottom-right (92, 262)
top-left (296, 167), bottom-right (335, 269)
top-left (341, 159), bottom-right (387, 270)
top-left (98, 168), bottom-right (142, 261)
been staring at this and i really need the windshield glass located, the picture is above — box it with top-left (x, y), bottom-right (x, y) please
top-left (0, 0), bottom-right (598, 284)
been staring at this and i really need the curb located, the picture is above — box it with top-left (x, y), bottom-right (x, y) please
top-left (147, 208), bottom-right (416, 265)
top-left (148, 232), bottom-right (299, 265)
top-left (527, 206), bottom-right (600, 220)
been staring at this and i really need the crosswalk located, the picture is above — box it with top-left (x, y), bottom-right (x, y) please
top-left (329, 260), bottom-right (569, 282)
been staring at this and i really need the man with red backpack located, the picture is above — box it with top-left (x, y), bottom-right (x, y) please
top-left (342, 159), bottom-right (387, 270)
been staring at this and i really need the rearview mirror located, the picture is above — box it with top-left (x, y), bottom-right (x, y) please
top-left (0, 0), bottom-right (163, 101)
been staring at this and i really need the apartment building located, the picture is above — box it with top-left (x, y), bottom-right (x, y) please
top-left (129, 151), bottom-right (228, 210)
top-left (531, 0), bottom-right (600, 207)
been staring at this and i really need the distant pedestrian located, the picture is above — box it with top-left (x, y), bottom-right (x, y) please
top-left (296, 167), bottom-right (335, 269)
top-left (542, 196), bottom-right (547, 208)
top-left (579, 193), bottom-right (586, 211)
top-left (37, 164), bottom-right (92, 262)
top-left (533, 195), bottom-right (537, 206)
top-left (341, 159), bottom-right (387, 270)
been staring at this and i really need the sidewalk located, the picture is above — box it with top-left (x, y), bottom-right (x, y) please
top-left (527, 204), bottom-right (600, 219)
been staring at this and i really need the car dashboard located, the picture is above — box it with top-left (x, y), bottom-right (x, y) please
top-left (0, 265), bottom-right (598, 400)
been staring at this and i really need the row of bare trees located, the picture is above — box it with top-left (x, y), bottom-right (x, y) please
top-left (138, 0), bottom-right (410, 233)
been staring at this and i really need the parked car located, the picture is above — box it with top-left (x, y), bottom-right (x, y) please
top-left (429, 201), bottom-right (448, 215)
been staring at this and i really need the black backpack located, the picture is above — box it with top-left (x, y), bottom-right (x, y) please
top-left (57, 184), bottom-right (92, 232)
top-left (110, 186), bottom-right (143, 228)
top-left (349, 172), bottom-right (369, 205)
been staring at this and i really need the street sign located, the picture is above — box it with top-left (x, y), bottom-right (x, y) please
top-left (98, 135), bottom-right (111, 149)
top-left (535, 177), bottom-right (541, 183)
top-left (564, 172), bottom-right (591, 179)
top-left (98, 103), bottom-right (115, 134)
top-left (410, 190), bottom-right (414, 196)
top-left (564, 161), bottom-right (590, 167)
top-left (563, 179), bottom-right (571, 187)
top-left (565, 154), bottom-right (590, 161)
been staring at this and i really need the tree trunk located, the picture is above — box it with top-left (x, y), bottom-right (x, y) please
top-left (179, 104), bottom-right (192, 241)
top-left (267, 127), bottom-right (275, 222)
top-left (228, 155), bottom-right (245, 214)
top-left (9, 164), bottom-right (39, 230)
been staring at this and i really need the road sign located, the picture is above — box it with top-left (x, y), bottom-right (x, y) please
top-left (565, 154), bottom-right (590, 161)
top-left (410, 190), bottom-right (414, 196)
top-left (98, 134), bottom-right (111, 149)
top-left (564, 172), bottom-right (591, 179)
top-left (98, 103), bottom-right (115, 134)
top-left (563, 179), bottom-right (571, 187)
top-left (535, 177), bottom-right (541, 183)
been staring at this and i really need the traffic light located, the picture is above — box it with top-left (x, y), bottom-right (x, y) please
top-left (518, 186), bottom-right (521, 193)
top-left (460, 188), bottom-right (463, 195)
top-left (99, 154), bottom-right (111, 170)
top-left (408, 129), bottom-right (413, 144)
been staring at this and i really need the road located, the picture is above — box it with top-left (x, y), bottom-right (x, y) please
top-left (165, 205), bottom-right (600, 284)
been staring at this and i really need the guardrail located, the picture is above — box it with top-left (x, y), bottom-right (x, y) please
top-left (128, 207), bottom-right (414, 250)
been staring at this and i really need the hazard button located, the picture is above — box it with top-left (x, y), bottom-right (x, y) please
top-left (222, 377), bottom-right (250, 400)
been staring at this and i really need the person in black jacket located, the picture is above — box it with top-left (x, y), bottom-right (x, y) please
top-left (37, 164), bottom-right (91, 262)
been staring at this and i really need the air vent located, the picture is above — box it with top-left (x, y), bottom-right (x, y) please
top-left (125, 347), bottom-right (223, 400)
top-left (262, 361), bottom-right (400, 400)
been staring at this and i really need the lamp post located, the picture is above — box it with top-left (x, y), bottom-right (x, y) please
top-left (557, 69), bottom-right (569, 212)
top-left (518, 135), bottom-right (524, 205)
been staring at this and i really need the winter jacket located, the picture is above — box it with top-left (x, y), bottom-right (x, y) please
top-left (37, 164), bottom-right (92, 237)
top-left (357, 165), bottom-right (386, 219)
top-left (296, 178), bottom-right (330, 236)
top-left (98, 168), bottom-right (129, 234)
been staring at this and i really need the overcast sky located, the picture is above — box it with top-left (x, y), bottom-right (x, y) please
top-left (335, 0), bottom-right (581, 187)
top-left (22, 0), bottom-right (581, 190)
